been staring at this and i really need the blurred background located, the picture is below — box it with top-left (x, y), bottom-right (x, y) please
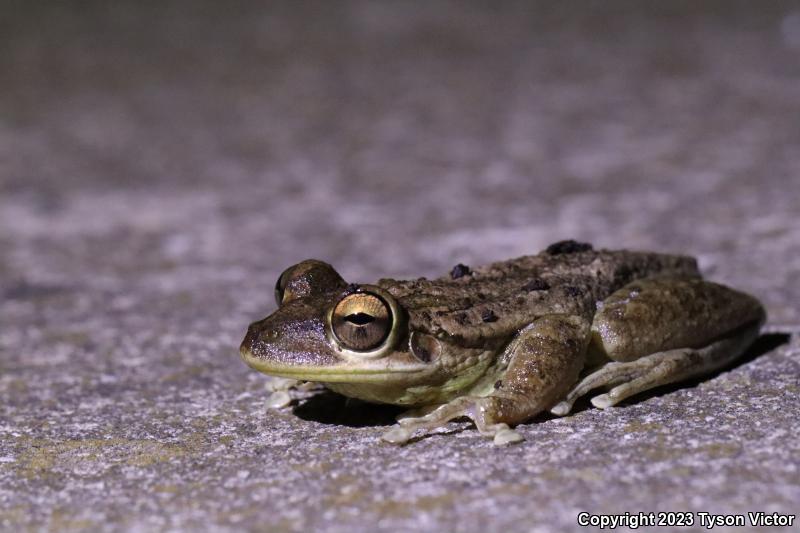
top-left (2, 1), bottom-right (799, 531)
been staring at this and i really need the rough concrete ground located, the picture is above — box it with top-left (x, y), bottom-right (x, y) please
top-left (1, 1), bottom-right (800, 532)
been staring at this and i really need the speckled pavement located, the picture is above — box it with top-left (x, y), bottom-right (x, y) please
top-left (2, 2), bottom-right (800, 532)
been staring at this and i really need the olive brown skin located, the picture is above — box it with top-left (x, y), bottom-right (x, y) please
top-left (240, 241), bottom-right (765, 445)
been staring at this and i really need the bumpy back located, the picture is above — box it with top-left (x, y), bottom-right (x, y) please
top-left (379, 248), bottom-right (699, 347)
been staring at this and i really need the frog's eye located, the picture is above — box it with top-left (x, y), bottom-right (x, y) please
top-left (274, 267), bottom-right (291, 306)
top-left (274, 260), bottom-right (347, 306)
top-left (330, 292), bottom-right (393, 351)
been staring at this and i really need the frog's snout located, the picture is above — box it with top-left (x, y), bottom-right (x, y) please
top-left (238, 301), bottom-right (344, 375)
top-left (240, 320), bottom-right (280, 355)
top-left (239, 322), bottom-right (260, 360)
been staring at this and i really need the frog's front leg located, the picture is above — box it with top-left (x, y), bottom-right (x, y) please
top-left (551, 278), bottom-right (765, 415)
top-left (382, 314), bottom-right (591, 445)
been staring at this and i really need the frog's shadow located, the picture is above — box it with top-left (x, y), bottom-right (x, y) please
top-left (293, 393), bottom-right (404, 427)
top-left (293, 333), bottom-right (790, 428)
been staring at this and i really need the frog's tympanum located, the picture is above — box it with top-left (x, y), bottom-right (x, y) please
top-left (240, 241), bottom-right (765, 445)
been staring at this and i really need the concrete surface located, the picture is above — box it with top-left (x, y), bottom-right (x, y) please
top-left (1, 1), bottom-right (799, 531)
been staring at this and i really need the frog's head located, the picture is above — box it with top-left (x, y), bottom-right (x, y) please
top-left (239, 260), bottom-right (439, 393)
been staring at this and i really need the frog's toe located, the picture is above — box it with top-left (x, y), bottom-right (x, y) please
top-left (590, 372), bottom-right (661, 408)
top-left (550, 362), bottom-right (631, 416)
top-left (549, 401), bottom-right (572, 416)
top-left (589, 350), bottom-right (698, 409)
top-left (590, 393), bottom-right (614, 409)
top-left (493, 426), bottom-right (525, 446)
top-left (381, 425), bottom-right (413, 445)
top-left (265, 390), bottom-right (293, 409)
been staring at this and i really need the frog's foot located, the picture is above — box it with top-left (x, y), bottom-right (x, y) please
top-left (382, 396), bottom-right (524, 446)
top-left (550, 360), bottom-right (645, 415)
top-left (551, 321), bottom-right (760, 415)
top-left (264, 378), bottom-right (324, 409)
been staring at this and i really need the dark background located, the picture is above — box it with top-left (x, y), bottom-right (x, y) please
top-left (2, 2), bottom-right (799, 531)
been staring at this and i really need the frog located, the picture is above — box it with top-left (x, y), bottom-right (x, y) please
top-left (239, 240), bottom-right (765, 445)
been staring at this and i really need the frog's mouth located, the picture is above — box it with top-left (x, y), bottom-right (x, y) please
top-left (239, 346), bottom-right (433, 383)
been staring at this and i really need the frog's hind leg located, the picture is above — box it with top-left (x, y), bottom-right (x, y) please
top-left (551, 278), bottom-right (765, 415)
top-left (382, 314), bottom-right (591, 446)
top-left (551, 323), bottom-right (759, 414)
top-left (591, 324), bottom-right (760, 408)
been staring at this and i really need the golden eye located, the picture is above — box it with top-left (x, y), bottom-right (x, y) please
top-left (331, 292), bottom-right (393, 351)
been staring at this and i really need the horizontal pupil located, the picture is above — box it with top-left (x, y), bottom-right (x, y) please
top-left (345, 312), bottom-right (375, 326)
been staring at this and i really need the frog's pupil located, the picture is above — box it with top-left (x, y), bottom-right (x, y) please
top-left (346, 312), bottom-right (374, 326)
